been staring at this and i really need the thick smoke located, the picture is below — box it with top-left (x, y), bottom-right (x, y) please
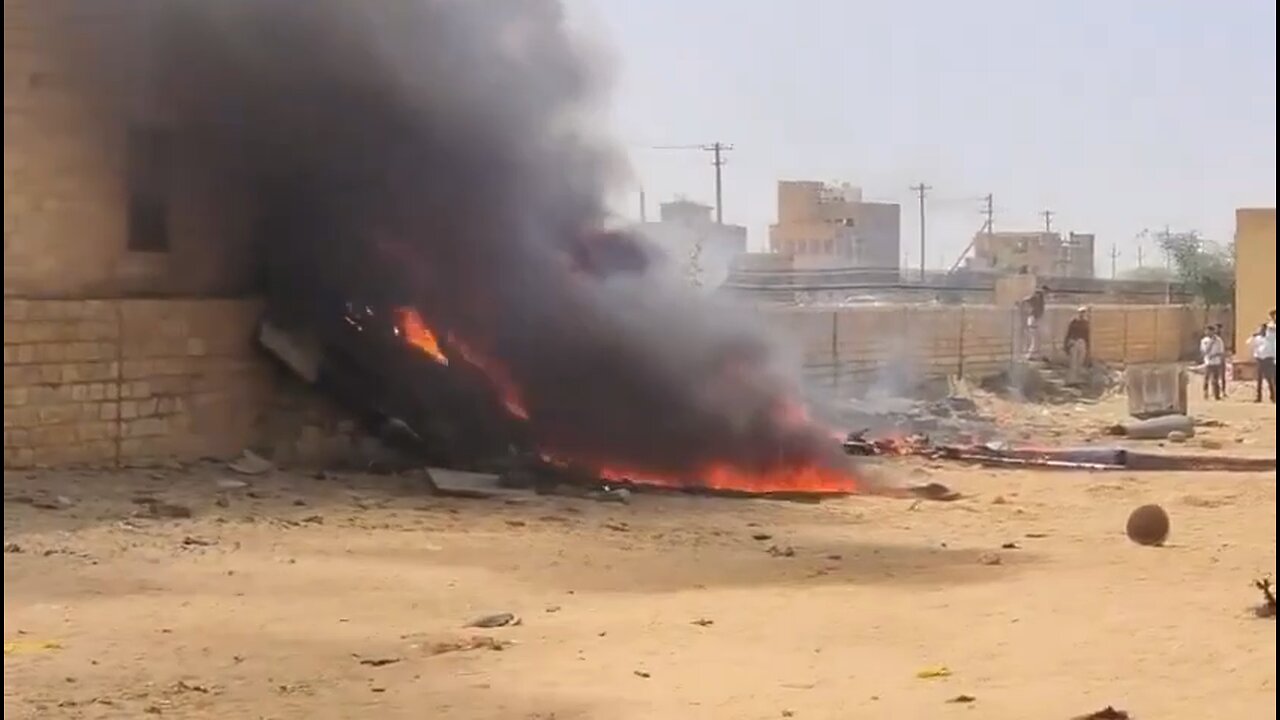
top-left (59, 0), bottom-right (857, 487)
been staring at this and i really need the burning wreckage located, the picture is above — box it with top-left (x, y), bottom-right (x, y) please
top-left (255, 227), bottom-right (871, 500)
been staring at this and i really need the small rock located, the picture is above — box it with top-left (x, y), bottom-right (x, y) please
top-left (140, 501), bottom-right (193, 519)
top-left (691, 618), bottom-right (714, 627)
top-left (1198, 438), bottom-right (1223, 450)
top-left (633, 670), bottom-right (651, 679)
top-left (3, 542), bottom-right (23, 554)
top-left (216, 479), bottom-right (249, 490)
top-left (946, 695), bottom-right (977, 704)
top-left (357, 656), bottom-right (402, 667)
top-left (1000, 542), bottom-right (1020, 550)
top-left (603, 522), bottom-right (630, 532)
top-left (751, 533), bottom-right (773, 541)
top-left (214, 495), bottom-right (230, 508)
top-left (181, 536), bottom-right (216, 547)
top-left (544, 605), bottom-right (561, 613)
top-left (978, 552), bottom-right (1002, 566)
top-left (767, 545), bottom-right (796, 558)
top-left (1166, 430), bottom-right (1188, 443)
top-left (991, 495), bottom-right (1007, 505)
top-left (467, 613), bottom-right (521, 628)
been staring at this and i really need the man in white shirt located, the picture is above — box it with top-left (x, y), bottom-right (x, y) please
top-left (1257, 309), bottom-right (1277, 403)
top-left (1201, 325), bottom-right (1226, 401)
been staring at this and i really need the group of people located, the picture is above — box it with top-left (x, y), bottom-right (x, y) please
top-left (1024, 287), bottom-right (1277, 404)
top-left (1021, 287), bottom-right (1092, 386)
top-left (1200, 309), bottom-right (1276, 403)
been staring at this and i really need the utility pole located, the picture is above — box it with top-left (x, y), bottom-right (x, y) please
top-left (944, 193), bottom-right (994, 274)
top-left (1137, 245), bottom-right (1144, 268)
top-left (1110, 242), bottom-right (1118, 279)
top-left (638, 188), bottom-right (647, 223)
top-left (909, 182), bottom-right (932, 281)
top-left (1040, 209), bottom-right (1055, 233)
top-left (651, 143), bottom-right (734, 224)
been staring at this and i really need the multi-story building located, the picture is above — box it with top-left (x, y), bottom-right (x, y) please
top-left (767, 181), bottom-right (900, 270)
top-left (967, 230), bottom-right (1096, 278)
top-left (637, 200), bottom-right (748, 288)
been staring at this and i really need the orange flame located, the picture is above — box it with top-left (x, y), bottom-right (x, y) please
top-left (392, 306), bottom-right (857, 494)
top-left (448, 335), bottom-right (530, 420)
top-left (596, 461), bottom-right (856, 495)
top-left (394, 308), bottom-right (449, 366)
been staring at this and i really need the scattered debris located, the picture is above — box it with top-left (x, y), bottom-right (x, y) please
top-left (181, 536), bottom-right (217, 547)
top-left (1071, 706), bottom-right (1130, 720)
top-left (1001, 542), bottom-right (1021, 550)
top-left (544, 605), bottom-right (561, 613)
top-left (946, 695), bottom-right (977, 704)
top-left (1107, 414), bottom-right (1194, 440)
top-left (633, 670), bottom-right (651, 679)
top-left (603, 522), bottom-right (630, 533)
top-left (907, 483), bottom-right (961, 502)
top-left (3, 542), bottom-right (22, 554)
top-left (357, 656), bottom-right (402, 667)
top-left (30, 495), bottom-right (75, 510)
top-left (4, 639), bottom-right (62, 656)
top-left (691, 618), bottom-right (714, 627)
top-left (138, 501), bottom-right (194, 520)
top-left (1254, 577), bottom-right (1276, 619)
top-left (588, 487), bottom-right (631, 504)
top-left (767, 545), bottom-right (796, 558)
top-left (424, 636), bottom-right (512, 656)
top-left (227, 450), bottom-right (274, 476)
top-left (977, 552), bottom-right (1002, 566)
top-left (751, 533), bottom-right (773, 541)
top-left (216, 478), bottom-right (250, 490)
top-left (467, 612), bottom-right (520, 628)
top-left (915, 666), bottom-right (951, 679)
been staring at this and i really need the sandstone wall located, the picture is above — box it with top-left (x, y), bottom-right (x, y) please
top-left (763, 303), bottom-right (1220, 390)
top-left (4, 298), bottom-right (271, 468)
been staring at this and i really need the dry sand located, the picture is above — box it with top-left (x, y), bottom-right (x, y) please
top-left (4, 391), bottom-right (1276, 719)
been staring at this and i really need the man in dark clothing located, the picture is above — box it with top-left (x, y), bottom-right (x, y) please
top-left (1063, 306), bottom-right (1090, 385)
top-left (1023, 288), bottom-right (1046, 358)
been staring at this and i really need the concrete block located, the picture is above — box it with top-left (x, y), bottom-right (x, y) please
top-left (1125, 364), bottom-right (1189, 418)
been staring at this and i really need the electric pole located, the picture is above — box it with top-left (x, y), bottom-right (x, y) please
top-left (982, 193), bottom-right (994, 235)
top-left (651, 143), bottom-right (734, 224)
top-left (1040, 209), bottom-right (1055, 233)
top-left (1110, 242), bottom-right (1118, 279)
top-left (909, 183), bottom-right (932, 281)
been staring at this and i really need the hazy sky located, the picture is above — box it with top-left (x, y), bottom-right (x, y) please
top-left (570, 0), bottom-right (1277, 274)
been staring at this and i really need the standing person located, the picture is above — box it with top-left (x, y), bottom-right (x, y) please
top-left (1258, 310), bottom-right (1277, 403)
top-left (1248, 324), bottom-right (1276, 403)
top-left (1063, 306), bottom-right (1091, 386)
top-left (1198, 325), bottom-right (1216, 399)
top-left (1202, 325), bottom-right (1226, 400)
top-left (1023, 287), bottom-right (1046, 359)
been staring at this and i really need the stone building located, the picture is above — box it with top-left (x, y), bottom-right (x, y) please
top-left (4, 1), bottom-right (274, 467)
top-left (966, 230), bottom-right (1096, 279)
top-left (767, 181), bottom-right (900, 270)
top-left (636, 200), bottom-right (748, 288)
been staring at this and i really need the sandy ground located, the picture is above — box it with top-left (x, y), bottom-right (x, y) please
top-left (4, 390), bottom-right (1276, 720)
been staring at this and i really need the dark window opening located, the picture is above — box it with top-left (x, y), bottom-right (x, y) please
top-left (126, 125), bottom-right (172, 252)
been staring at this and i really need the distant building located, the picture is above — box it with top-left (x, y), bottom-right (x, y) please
top-left (967, 230), bottom-right (1095, 278)
top-left (767, 181), bottom-right (900, 269)
top-left (636, 199), bottom-right (748, 288)
top-left (1234, 207), bottom-right (1276, 361)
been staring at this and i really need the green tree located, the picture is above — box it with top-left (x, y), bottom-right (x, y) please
top-left (1156, 230), bottom-right (1235, 311)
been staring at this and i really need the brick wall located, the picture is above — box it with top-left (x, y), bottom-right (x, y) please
top-left (4, 298), bottom-right (271, 468)
top-left (762, 303), bottom-right (1219, 389)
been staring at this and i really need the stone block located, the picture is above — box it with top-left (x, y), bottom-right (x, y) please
top-left (1125, 364), bottom-right (1189, 418)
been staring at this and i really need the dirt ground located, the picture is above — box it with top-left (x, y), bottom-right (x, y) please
top-left (4, 388), bottom-right (1276, 720)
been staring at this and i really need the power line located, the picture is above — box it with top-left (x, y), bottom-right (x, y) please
top-left (650, 142), bottom-right (734, 224)
top-left (909, 182), bottom-right (932, 281)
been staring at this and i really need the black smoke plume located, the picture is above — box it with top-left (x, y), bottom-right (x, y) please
top-left (49, 0), bottom-right (859, 489)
